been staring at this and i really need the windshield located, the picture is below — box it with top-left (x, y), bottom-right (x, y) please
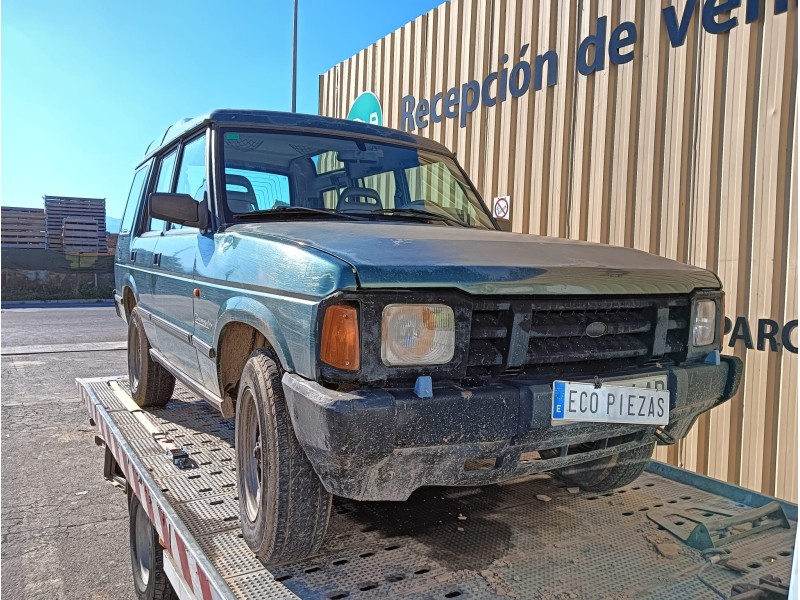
top-left (218, 130), bottom-right (496, 229)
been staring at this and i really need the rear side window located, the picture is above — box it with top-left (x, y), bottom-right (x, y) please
top-left (120, 162), bottom-right (151, 235)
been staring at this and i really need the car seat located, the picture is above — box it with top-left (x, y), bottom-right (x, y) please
top-left (226, 175), bottom-right (258, 213)
top-left (336, 187), bottom-right (383, 212)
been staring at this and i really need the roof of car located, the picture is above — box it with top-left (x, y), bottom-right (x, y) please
top-left (142, 109), bottom-right (453, 162)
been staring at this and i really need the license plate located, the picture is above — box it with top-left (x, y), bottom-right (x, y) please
top-left (552, 375), bottom-right (670, 425)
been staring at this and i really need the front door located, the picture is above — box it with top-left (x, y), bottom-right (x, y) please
top-left (140, 144), bottom-right (199, 379)
top-left (150, 133), bottom-right (209, 382)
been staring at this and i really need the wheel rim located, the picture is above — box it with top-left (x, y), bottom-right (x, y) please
top-left (240, 388), bottom-right (263, 523)
top-left (128, 322), bottom-right (141, 391)
top-left (134, 501), bottom-right (152, 588)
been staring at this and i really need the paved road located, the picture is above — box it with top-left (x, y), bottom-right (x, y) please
top-left (1, 307), bottom-right (135, 599)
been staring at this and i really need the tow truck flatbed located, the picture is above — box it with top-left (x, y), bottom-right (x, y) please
top-left (78, 376), bottom-right (796, 600)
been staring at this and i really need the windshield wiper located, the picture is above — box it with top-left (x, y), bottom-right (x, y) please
top-left (232, 206), bottom-right (364, 221)
top-left (362, 208), bottom-right (471, 227)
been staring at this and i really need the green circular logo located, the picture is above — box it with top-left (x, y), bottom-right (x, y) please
top-left (347, 92), bottom-right (383, 126)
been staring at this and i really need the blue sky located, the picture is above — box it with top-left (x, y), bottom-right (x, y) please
top-left (2, 0), bottom-right (444, 222)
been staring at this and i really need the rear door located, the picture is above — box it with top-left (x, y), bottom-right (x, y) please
top-left (128, 149), bottom-right (178, 343)
top-left (116, 160), bottom-right (153, 309)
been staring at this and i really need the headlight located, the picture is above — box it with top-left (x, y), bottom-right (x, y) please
top-left (692, 299), bottom-right (717, 346)
top-left (381, 304), bottom-right (455, 366)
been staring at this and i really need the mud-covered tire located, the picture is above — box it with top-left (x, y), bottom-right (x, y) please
top-left (128, 307), bottom-right (175, 407)
top-left (551, 442), bottom-right (655, 492)
top-left (129, 494), bottom-right (178, 600)
top-left (235, 349), bottom-right (332, 565)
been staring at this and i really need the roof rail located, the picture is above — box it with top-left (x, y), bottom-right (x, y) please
top-left (144, 117), bottom-right (193, 156)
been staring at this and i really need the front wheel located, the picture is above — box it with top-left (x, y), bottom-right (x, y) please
top-left (235, 349), bottom-right (332, 565)
top-left (549, 441), bottom-right (655, 491)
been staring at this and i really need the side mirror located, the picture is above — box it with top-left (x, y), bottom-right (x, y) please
top-left (149, 193), bottom-right (209, 229)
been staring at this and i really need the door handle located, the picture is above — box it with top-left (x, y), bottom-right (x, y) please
top-left (130, 250), bottom-right (137, 262)
top-left (153, 253), bottom-right (162, 266)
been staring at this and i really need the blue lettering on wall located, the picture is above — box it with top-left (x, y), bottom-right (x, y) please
top-left (703, 0), bottom-right (741, 34)
top-left (609, 21), bottom-right (638, 64)
top-left (396, 0), bottom-right (795, 131)
top-left (663, 0), bottom-right (699, 48)
top-left (577, 16), bottom-right (607, 76)
top-left (746, 0), bottom-right (791, 23)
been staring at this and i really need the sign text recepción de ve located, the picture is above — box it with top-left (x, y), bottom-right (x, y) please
top-left (399, 0), bottom-right (793, 132)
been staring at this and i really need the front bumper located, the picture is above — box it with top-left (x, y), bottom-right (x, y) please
top-left (282, 357), bottom-right (743, 501)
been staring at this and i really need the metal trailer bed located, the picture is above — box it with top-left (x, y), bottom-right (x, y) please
top-left (78, 376), bottom-right (797, 600)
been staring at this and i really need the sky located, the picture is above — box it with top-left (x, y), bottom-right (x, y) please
top-left (1, 0), bottom-right (445, 223)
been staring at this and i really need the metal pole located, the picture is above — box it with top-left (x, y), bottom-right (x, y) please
top-left (291, 0), bottom-right (298, 112)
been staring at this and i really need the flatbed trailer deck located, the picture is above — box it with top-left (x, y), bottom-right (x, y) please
top-left (78, 376), bottom-right (796, 600)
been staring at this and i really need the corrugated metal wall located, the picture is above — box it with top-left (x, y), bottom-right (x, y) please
top-left (319, 0), bottom-right (798, 501)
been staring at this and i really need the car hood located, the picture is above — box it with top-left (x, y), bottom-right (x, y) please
top-left (228, 221), bottom-right (720, 295)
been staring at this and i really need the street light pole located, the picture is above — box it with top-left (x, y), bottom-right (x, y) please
top-left (291, 0), bottom-right (298, 112)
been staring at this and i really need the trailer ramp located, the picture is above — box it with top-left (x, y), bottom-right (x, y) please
top-left (79, 377), bottom-right (796, 600)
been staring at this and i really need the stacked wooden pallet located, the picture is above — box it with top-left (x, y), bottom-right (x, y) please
top-left (1, 207), bottom-right (47, 249)
top-left (44, 196), bottom-right (107, 253)
top-left (62, 217), bottom-right (105, 253)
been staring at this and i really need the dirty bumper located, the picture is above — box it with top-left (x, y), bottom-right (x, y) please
top-left (282, 357), bottom-right (742, 501)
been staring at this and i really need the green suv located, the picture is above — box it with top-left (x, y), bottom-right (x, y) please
top-left (115, 110), bottom-right (742, 565)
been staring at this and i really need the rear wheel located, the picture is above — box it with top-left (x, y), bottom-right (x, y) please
top-left (235, 349), bottom-right (332, 565)
top-left (129, 494), bottom-right (178, 600)
top-left (128, 307), bottom-right (175, 407)
top-left (549, 441), bottom-right (655, 491)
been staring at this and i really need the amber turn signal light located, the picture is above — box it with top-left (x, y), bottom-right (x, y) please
top-left (320, 305), bottom-right (360, 371)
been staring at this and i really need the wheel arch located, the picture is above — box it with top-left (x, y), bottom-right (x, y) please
top-left (213, 297), bottom-right (293, 405)
top-left (119, 274), bottom-right (140, 321)
top-left (122, 286), bottom-right (137, 320)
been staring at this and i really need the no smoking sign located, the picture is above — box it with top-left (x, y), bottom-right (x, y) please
top-left (493, 195), bottom-right (511, 220)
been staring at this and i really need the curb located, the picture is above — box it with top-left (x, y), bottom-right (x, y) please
top-left (1, 299), bottom-right (114, 309)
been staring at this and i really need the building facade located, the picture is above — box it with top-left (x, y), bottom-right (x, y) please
top-left (319, 0), bottom-right (798, 501)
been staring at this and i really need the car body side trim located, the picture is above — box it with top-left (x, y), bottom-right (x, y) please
top-left (125, 263), bottom-right (322, 302)
top-left (142, 309), bottom-right (192, 344)
top-left (191, 336), bottom-right (214, 358)
top-left (136, 305), bottom-right (154, 321)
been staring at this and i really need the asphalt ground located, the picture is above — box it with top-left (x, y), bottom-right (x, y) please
top-left (1, 307), bottom-right (134, 599)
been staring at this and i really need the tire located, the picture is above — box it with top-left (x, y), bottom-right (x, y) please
top-left (550, 441), bottom-right (655, 492)
top-left (128, 307), bottom-right (175, 407)
top-left (129, 494), bottom-right (178, 600)
top-left (235, 349), bottom-right (332, 565)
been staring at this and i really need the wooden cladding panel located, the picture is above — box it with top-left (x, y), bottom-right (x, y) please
top-left (62, 217), bottom-right (107, 253)
top-left (321, 0), bottom-right (798, 500)
top-left (1, 207), bottom-right (47, 249)
top-left (43, 196), bottom-right (106, 253)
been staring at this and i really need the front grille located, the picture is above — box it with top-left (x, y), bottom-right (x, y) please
top-left (466, 296), bottom-right (690, 379)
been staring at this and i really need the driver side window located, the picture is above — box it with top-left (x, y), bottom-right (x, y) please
top-left (148, 149), bottom-right (178, 232)
top-left (170, 135), bottom-right (207, 230)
